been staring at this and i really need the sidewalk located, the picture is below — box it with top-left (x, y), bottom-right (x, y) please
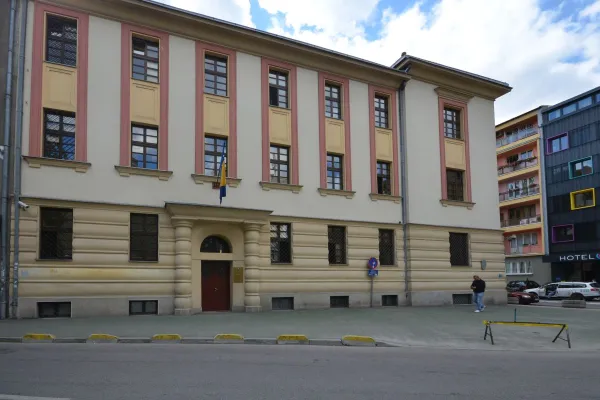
top-left (1, 305), bottom-right (598, 351)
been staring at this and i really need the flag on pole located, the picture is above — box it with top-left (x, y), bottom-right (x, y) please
top-left (218, 149), bottom-right (227, 204)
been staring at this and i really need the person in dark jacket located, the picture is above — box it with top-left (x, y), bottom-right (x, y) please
top-left (471, 275), bottom-right (486, 312)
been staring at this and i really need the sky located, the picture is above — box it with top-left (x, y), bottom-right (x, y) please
top-left (158, 0), bottom-right (600, 124)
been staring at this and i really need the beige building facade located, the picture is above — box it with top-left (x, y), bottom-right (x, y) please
top-left (8, 0), bottom-right (511, 318)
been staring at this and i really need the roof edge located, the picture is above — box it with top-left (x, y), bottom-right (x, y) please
top-left (394, 54), bottom-right (511, 92)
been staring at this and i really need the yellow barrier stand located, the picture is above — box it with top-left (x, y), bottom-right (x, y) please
top-left (483, 320), bottom-right (571, 349)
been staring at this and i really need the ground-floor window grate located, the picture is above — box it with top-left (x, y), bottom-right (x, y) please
top-left (272, 297), bottom-right (294, 310)
top-left (452, 294), bottom-right (472, 305)
top-left (382, 295), bottom-right (398, 307)
top-left (129, 300), bottom-right (158, 315)
top-left (330, 296), bottom-right (349, 308)
top-left (37, 302), bottom-right (71, 318)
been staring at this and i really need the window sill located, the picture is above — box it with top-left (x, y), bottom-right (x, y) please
top-left (318, 188), bottom-right (356, 199)
top-left (440, 199), bottom-right (475, 210)
top-left (506, 273), bottom-right (534, 276)
top-left (271, 262), bottom-right (293, 266)
top-left (35, 258), bottom-right (73, 262)
top-left (369, 193), bottom-right (401, 204)
top-left (192, 174), bottom-right (241, 188)
top-left (129, 259), bottom-right (159, 263)
top-left (450, 265), bottom-right (472, 268)
top-left (329, 264), bottom-right (349, 267)
top-left (115, 165), bottom-right (173, 181)
top-left (24, 156), bottom-right (91, 173)
top-left (571, 205), bottom-right (595, 211)
top-left (260, 181), bottom-right (303, 193)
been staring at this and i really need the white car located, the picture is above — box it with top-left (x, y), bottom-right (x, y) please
top-left (525, 282), bottom-right (600, 301)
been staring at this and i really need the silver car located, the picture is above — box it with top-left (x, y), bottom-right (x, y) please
top-left (525, 282), bottom-right (600, 301)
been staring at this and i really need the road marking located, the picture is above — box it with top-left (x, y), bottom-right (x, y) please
top-left (0, 395), bottom-right (71, 400)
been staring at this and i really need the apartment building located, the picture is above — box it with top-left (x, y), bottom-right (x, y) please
top-left (5, 0), bottom-right (511, 318)
top-left (541, 87), bottom-right (600, 283)
top-left (495, 108), bottom-right (550, 283)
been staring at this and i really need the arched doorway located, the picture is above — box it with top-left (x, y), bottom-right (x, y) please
top-left (200, 235), bottom-right (231, 253)
top-left (200, 235), bottom-right (232, 311)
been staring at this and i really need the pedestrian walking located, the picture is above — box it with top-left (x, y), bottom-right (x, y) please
top-left (471, 275), bottom-right (486, 313)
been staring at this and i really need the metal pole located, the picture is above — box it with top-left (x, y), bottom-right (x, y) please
top-left (11, 0), bottom-right (28, 318)
top-left (369, 274), bottom-right (374, 308)
top-left (398, 82), bottom-right (411, 305)
top-left (0, 0), bottom-right (18, 320)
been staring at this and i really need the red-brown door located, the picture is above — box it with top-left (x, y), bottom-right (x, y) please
top-left (201, 261), bottom-right (231, 312)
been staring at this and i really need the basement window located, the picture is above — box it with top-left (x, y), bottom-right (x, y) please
top-left (37, 302), bottom-right (71, 318)
top-left (129, 300), bottom-right (158, 315)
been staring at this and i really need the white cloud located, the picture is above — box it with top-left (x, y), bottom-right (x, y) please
top-left (157, 0), bottom-right (600, 123)
top-left (580, 0), bottom-right (600, 17)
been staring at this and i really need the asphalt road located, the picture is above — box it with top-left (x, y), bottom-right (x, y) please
top-left (0, 344), bottom-right (598, 400)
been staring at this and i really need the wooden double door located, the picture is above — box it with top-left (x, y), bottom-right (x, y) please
top-left (201, 261), bottom-right (231, 312)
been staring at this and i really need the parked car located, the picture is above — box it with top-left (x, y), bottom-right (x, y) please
top-left (506, 280), bottom-right (540, 292)
top-left (525, 282), bottom-right (600, 301)
top-left (508, 291), bottom-right (538, 305)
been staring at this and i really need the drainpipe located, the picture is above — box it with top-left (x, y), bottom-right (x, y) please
top-left (538, 108), bottom-right (549, 259)
top-left (398, 78), bottom-right (411, 305)
top-left (0, 0), bottom-right (18, 320)
top-left (11, 0), bottom-right (28, 318)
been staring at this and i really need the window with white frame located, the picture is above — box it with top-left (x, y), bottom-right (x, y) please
top-left (505, 261), bottom-right (533, 275)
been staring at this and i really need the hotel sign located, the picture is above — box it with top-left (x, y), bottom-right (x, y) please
top-left (543, 252), bottom-right (600, 263)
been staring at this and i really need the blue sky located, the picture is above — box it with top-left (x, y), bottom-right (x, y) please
top-left (162, 0), bottom-right (600, 123)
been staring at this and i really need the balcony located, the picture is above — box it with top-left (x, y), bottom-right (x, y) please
top-left (500, 215), bottom-right (541, 228)
top-left (496, 126), bottom-right (538, 148)
top-left (499, 185), bottom-right (540, 202)
top-left (505, 244), bottom-right (542, 256)
top-left (497, 157), bottom-right (538, 176)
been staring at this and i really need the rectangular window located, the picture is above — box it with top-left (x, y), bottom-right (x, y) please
top-left (578, 97), bottom-right (592, 109)
top-left (39, 207), bottom-right (73, 260)
top-left (325, 83), bottom-right (341, 119)
top-left (569, 157), bottom-right (593, 178)
top-left (38, 302), bottom-right (71, 318)
top-left (378, 229), bottom-right (395, 266)
top-left (45, 15), bottom-right (77, 67)
top-left (374, 95), bottom-right (389, 128)
top-left (269, 145), bottom-right (289, 184)
top-left (272, 297), bottom-right (294, 310)
top-left (382, 295), bottom-right (398, 307)
top-left (547, 134), bottom-right (568, 154)
top-left (552, 225), bottom-right (574, 243)
top-left (129, 300), bottom-right (158, 315)
top-left (570, 188), bottom-right (595, 210)
top-left (449, 232), bottom-right (469, 266)
top-left (270, 223), bottom-right (291, 264)
top-left (443, 108), bottom-right (461, 139)
top-left (548, 109), bottom-right (561, 121)
top-left (204, 135), bottom-right (227, 176)
top-left (132, 36), bottom-right (159, 83)
top-left (328, 226), bottom-right (347, 265)
top-left (327, 153), bottom-right (344, 190)
top-left (43, 109), bottom-right (75, 160)
top-left (129, 213), bottom-right (159, 262)
top-left (204, 54), bottom-right (227, 96)
top-left (562, 103), bottom-right (576, 115)
top-left (376, 161), bottom-right (391, 195)
top-left (131, 125), bottom-right (158, 170)
top-left (269, 69), bottom-right (288, 108)
top-left (330, 295), bottom-right (349, 308)
top-left (446, 169), bottom-right (464, 201)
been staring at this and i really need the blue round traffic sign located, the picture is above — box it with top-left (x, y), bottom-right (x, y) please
top-left (368, 257), bottom-right (378, 269)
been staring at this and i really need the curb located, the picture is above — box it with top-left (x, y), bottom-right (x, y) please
top-left (341, 335), bottom-right (376, 347)
top-left (0, 333), bottom-right (394, 347)
top-left (87, 333), bottom-right (119, 343)
top-left (151, 334), bottom-right (182, 343)
top-left (214, 333), bottom-right (244, 344)
top-left (276, 334), bottom-right (309, 345)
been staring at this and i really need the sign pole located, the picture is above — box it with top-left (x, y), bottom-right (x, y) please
top-left (367, 257), bottom-right (378, 308)
top-left (370, 274), bottom-right (374, 308)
